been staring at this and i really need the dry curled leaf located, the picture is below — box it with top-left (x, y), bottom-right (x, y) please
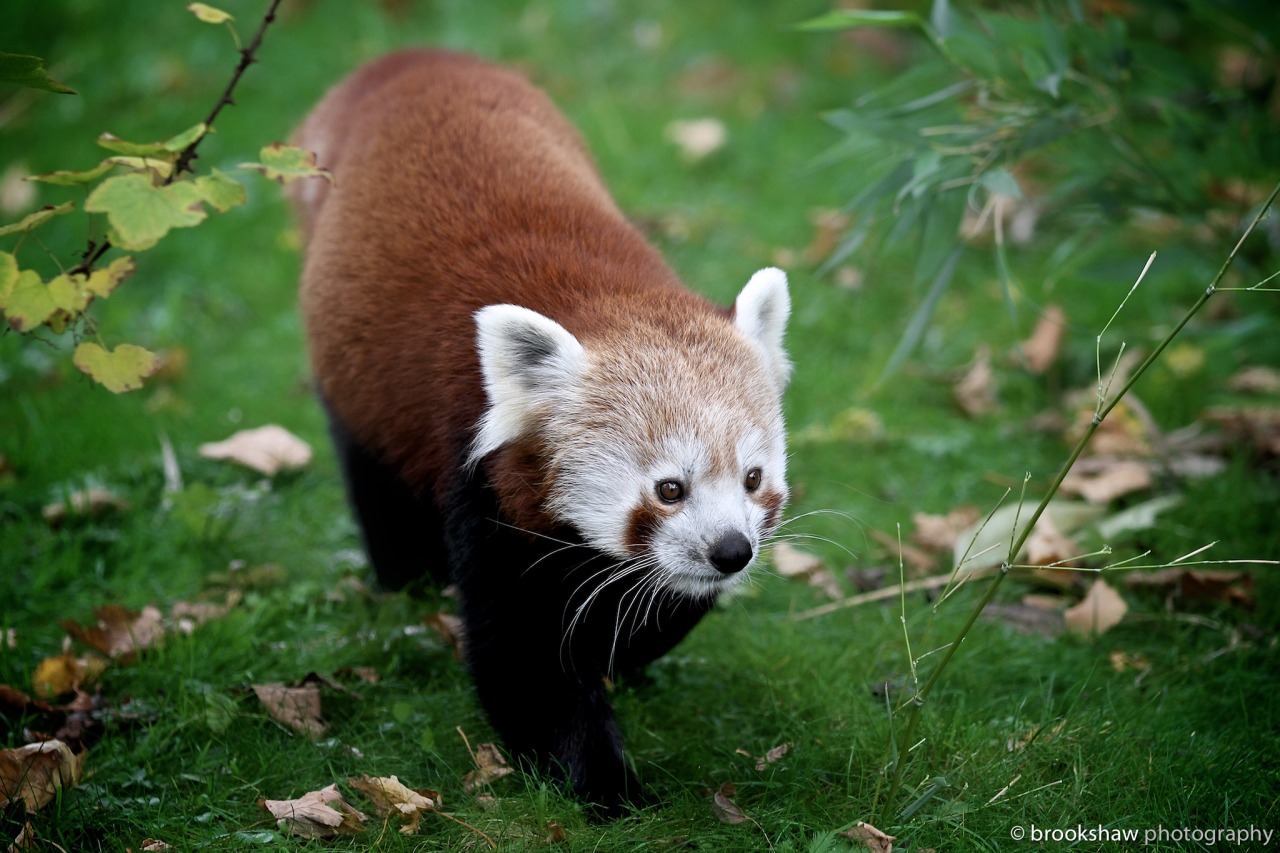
top-left (953, 346), bottom-right (997, 418)
top-left (1018, 305), bottom-right (1067, 373)
top-left (912, 505), bottom-right (981, 554)
top-left (0, 739), bottom-right (84, 813)
top-left (348, 774), bottom-right (439, 835)
top-left (462, 742), bottom-right (513, 791)
top-left (198, 424), bottom-right (313, 475)
top-left (736, 742), bottom-right (791, 772)
top-left (1124, 568), bottom-right (1255, 609)
top-left (710, 782), bottom-right (749, 825)
top-left (1064, 578), bottom-right (1128, 638)
top-left (42, 487), bottom-right (129, 525)
top-left (61, 604), bottom-right (165, 664)
top-left (840, 820), bottom-right (896, 853)
top-left (31, 645), bottom-right (108, 698)
top-left (423, 611), bottom-right (467, 661)
top-left (772, 542), bottom-right (842, 598)
top-left (259, 784), bottom-right (367, 838)
top-left (1228, 365), bottom-right (1280, 395)
top-left (1060, 458), bottom-right (1152, 504)
top-left (251, 683), bottom-right (327, 739)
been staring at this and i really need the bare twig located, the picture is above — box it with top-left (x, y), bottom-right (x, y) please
top-left (68, 0), bottom-right (283, 277)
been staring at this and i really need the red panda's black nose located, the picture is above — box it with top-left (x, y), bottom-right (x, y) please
top-left (709, 532), bottom-right (753, 574)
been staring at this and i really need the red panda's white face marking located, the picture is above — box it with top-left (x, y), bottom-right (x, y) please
top-left (472, 268), bottom-right (790, 599)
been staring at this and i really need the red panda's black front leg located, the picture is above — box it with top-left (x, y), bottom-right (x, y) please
top-left (444, 479), bottom-right (644, 814)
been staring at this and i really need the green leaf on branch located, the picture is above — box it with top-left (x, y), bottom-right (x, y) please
top-left (72, 342), bottom-right (161, 393)
top-left (0, 251), bottom-right (24, 308)
top-left (107, 156), bottom-right (175, 181)
top-left (195, 169), bottom-right (248, 212)
top-left (28, 162), bottom-right (116, 186)
top-left (96, 123), bottom-right (207, 158)
top-left (188, 2), bottom-right (234, 24)
top-left (85, 173), bottom-right (208, 250)
top-left (241, 143), bottom-right (334, 185)
top-left (0, 202), bottom-right (76, 237)
top-left (3, 271), bottom-right (86, 332)
top-left (0, 51), bottom-right (76, 94)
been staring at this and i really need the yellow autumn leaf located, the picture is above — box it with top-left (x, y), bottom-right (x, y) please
top-left (72, 342), bottom-right (161, 393)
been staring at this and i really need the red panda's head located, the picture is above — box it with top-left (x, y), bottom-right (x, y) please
top-left (470, 268), bottom-right (790, 600)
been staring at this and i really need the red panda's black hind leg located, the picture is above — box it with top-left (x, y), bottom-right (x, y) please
top-left (321, 397), bottom-right (448, 590)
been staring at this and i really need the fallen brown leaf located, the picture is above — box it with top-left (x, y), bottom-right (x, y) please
top-left (198, 424), bottom-right (313, 476)
top-left (711, 782), bottom-right (749, 825)
top-left (348, 774), bottom-right (439, 835)
top-left (31, 645), bottom-right (108, 698)
top-left (259, 784), bottom-right (367, 838)
top-left (169, 592), bottom-right (241, 635)
top-left (1228, 365), bottom-right (1280, 395)
top-left (61, 604), bottom-right (165, 664)
top-left (735, 742), bottom-right (791, 772)
top-left (1006, 720), bottom-right (1066, 752)
top-left (1203, 406), bottom-right (1280, 457)
top-left (1018, 305), bottom-right (1067, 373)
top-left (840, 820), bottom-right (897, 853)
top-left (42, 487), bottom-right (128, 525)
top-left (1109, 650), bottom-right (1151, 673)
top-left (1025, 513), bottom-right (1080, 567)
top-left (0, 739), bottom-right (84, 812)
top-left (423, 612), bottom-right (467, 661)
top-left (1059, 459), bottom-right (1152, 503)
top-left (771, 543), bottom-right (842, 598)
top-left (251, 683), bottom-right (327, 739)
top-left (869, 528), bottom-right (937, 576)
top-left (462, 742), bottom-right (513, 791)
top-left (953, 346), bottom-right (997, 417)
top-left (1124, 568), bottom-right (1255, 609)
top-left (1064, 578), bottom-right (1128, 638)
top-left (912, 506), bottom-right (981, 553)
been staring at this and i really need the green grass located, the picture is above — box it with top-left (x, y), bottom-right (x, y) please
top-left (3, 1), bottom-right (1279, 850)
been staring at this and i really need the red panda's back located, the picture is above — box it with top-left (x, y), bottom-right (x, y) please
top-left (293, 50), bottom-right (705, 499)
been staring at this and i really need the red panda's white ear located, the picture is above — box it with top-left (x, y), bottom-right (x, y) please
top-left (470, 304), bottom-right (586, 464)
top-left (733, 267), bottom-right (792, 391)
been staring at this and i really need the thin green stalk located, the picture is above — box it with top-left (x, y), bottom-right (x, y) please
top-left (877, 179), bottom-right (1280, 824)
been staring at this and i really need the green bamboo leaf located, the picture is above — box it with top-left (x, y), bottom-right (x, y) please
top-left (3, 271), bottom-right (85, 332)
top-left (241, 143), bottom-right (334, 185)
top-left (0, 51), bottom-right (75, 94)
top-left (978, 168), bottom-right (1022, 199)
top-left (194, 169), bottom-right (248, 212)
top-left (0, 202), bottom-right (76, 237)
top-left (796, 9), bottom-right (926, 32)
top-left (85, 173), bottom-right (208, 250)
top-left (27, 162), bottom-right (115, 186)
top-left (72, 342), bottom-right (161, 393)
top-left (188, 2), bottom-right (234, 24)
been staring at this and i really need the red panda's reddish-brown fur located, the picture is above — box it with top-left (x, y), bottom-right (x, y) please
top-left (290, 49), bottom-right (790, 813)
top-left (295, 50), bottom-right (724, 512)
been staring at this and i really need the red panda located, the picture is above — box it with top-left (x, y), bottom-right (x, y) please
top-left (290, 49), bottom-right (790, 812)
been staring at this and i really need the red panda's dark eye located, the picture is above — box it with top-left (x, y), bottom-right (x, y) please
top-left (657, 480), bottom-right (684, 503)
top-left (744, 468), bottom-right (762, 492)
